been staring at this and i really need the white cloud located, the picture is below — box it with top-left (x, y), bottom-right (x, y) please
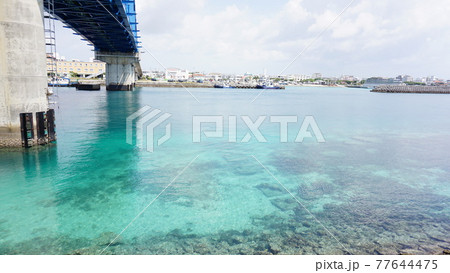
top-left (55, 0), bottom-right (450, 78)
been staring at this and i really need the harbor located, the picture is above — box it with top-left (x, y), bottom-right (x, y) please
top-left (136, 81), bottom-right (285, 89)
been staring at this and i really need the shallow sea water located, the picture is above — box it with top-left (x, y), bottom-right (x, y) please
top-left (0, 86), bottom-right (449, 255)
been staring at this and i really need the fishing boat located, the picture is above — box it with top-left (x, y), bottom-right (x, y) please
top-left (256, 82), bottom-right (283, 89)
top-left (214, 84), bottom-right (235, 89)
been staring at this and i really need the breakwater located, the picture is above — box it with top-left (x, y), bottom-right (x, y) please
top-left (372, 85), bottom-right (450, 94)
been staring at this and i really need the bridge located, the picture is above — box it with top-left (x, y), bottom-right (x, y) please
top-left (0, 0), bottom-right (142, 147)
top-left (44, 0), bottom-right (142, 90)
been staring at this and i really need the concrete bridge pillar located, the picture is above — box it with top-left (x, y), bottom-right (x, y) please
top-left (95, 52), bottom-right (140, 91)
top-left (0, 0), bottom-right (49, 147)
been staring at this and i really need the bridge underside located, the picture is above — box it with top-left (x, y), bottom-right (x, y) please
top-left (46, 0), bottom-right (141, 90)
top-left (48, 0), bottom-right (139, 52)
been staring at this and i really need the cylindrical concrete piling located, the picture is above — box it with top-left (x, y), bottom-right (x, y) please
top-left (0, 0), bottom-right (49, 147)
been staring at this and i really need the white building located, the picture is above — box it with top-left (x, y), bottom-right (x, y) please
top-left (401, 75), bottom-right (414, 82)
top-left (165, 68), bottom-right (189, 80)
top-left (295, 75), bottom-right (312, 81)
top-left (312, 73), bottom-right (322, 79)
top-left (340, 75), bottom-right (356, 81)
top-left (142, 71), bottom-right (152, 78)
top-left (191, 73), bottom-right (206, 81)
top-left (143, 70), bottom-right (164, 78)
top-left (426, 76), bottom-right (436, 85)
top-left (206, 73), bottom-right (222, 81)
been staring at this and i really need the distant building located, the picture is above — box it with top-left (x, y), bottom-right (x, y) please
top-left (298, 75), bottom-right (312, 81)
top-left (397, 75), bottom-right (414, 82)
top-left (230, 74), bottom-right (245, 81)
top-left (426, 76), bottom-right (436, 85)
top-left (404, 75), bottom-right (414, 82)
top-left (417, 77), bottom-right (427, 83)
top-left (312, 73), bottom-right (322, 79)
top-left (206, 73), bottom-right (222, 81)
top-left (143, 70), bottom-right (164, 79)
top-left (286, 75), bottom-right (296, 81)
top-left (142, 71), bottom-right (152, 78)
top-left (47, 56), bottom-right (106, 78)
top-left (191, 73), bottom-right (206, 81)
top-left (165, 68), bottom-right (189, 80)
top-left (340, 75), bottom-right (356, 81)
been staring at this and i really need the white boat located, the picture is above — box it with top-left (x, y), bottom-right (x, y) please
top-left (48, 77), bottom-right (70, 87)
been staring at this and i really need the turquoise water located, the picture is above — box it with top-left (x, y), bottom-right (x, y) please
top-left (1, 86), bottom-right (450, 254)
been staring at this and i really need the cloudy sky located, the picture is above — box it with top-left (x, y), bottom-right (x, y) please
top-left (55, 0), bottom-right (450, 79)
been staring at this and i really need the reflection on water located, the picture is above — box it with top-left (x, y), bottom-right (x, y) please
top-left (0, 87), bottom-right (449, 254)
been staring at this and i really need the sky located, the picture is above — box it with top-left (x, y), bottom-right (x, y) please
top-left (55, 0), bottom-right (450, 79)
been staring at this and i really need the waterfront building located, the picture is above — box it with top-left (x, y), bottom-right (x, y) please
top-left (206, 73), bottom-right (222, 81)
top-left (298, 75), bottom-right (312, 81)
top-left (426, 76), bottom-right (436, 85)
top-left (165, 68), bottom-right (189, 80)
top-left (340, 75), bottom-right (356, 81)
top-left (397, 75), bottom-right (414, 82)
top-left (286, 75), bottom-right (296, 81)
top-left (191, 73), bottom-right (206, 81)
top-left (312, 73), bottom-right (322, 79)
top-left (142, 71), bottom-right (152, 78)
top-left (417, 77), bottom-right (427, 83)
top-left (403, 75), bottom-right (413, 82)
top-left (142, 70), bottom-right (164, 79)
top-left (46, 56), bottom-right (106, 78)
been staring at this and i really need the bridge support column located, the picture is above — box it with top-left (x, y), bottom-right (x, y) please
top-left (0, 0), bottom-right (48, 147)
top-left (96, 52), bottom-right (140, 91)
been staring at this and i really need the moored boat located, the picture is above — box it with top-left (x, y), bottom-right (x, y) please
top-left (214, 84), bottom-right (235, 89)
top-left (48, 77), bottom-right (70, 87)
top-left (256, 84), bottom-right (283, 89)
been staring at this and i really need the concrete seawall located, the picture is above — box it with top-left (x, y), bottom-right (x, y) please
top-left (372, 85), bottom-right (450, 94)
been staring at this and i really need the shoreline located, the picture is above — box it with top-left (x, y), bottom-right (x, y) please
top-left (135, 81), bottom-right (346, 89)
top-left (136, 81), bottom-right (214, 88)
top-left (69, 80), bottom-right (351, 89)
